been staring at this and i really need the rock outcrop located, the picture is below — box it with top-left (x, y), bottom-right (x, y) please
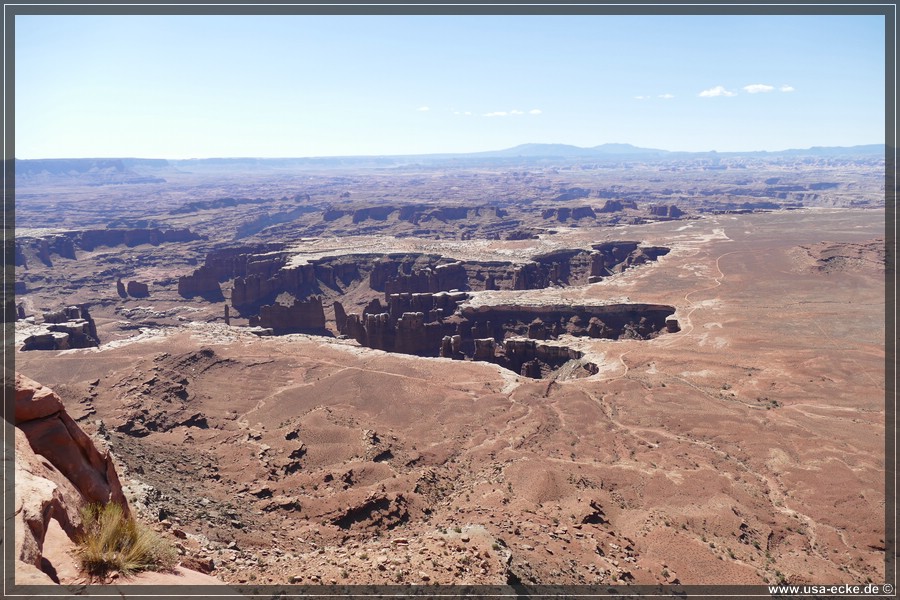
top-left (541, 206), bottom-right (596, 222)
top-left (648, 204), bottom-right (684, 219)
top-left (178, 265), bottom-right (223, 300)
top-left (13, 374), bottom-right (226, 587)
top-left (341, 291), bottom-right (675, 378)
top-left (250, 297), bottom-right (327, 333)
top-left (15, 228), bottom-right (202, 265)
top-left (126, 281), bottom-right (150, 297)
top-left (14, 373), bottom-right (130, 582)
top-left (597, 199), bottom-right (638, 213)
top-left (21, 306), bottom-right (100, 351)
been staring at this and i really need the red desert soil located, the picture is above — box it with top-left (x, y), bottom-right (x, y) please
top-left (15, 208), bottom-right (885, 586)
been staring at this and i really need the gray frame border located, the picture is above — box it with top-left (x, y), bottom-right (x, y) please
top-left (2, 1), bottom-right (895, 598)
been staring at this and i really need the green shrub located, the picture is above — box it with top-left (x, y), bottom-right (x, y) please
top-left (75, 503), bottom-right (177, 578)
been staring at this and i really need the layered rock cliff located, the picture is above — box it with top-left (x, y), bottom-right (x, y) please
top-left (13, 373), bottom-right (129, 583)
top-left (340, 292), bottom-right (677, 378)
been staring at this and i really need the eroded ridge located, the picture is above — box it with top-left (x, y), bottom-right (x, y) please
top-left (177, 240), bottom-right (669, 307)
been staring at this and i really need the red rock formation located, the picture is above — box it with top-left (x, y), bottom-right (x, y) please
top-left (14, 374), bottom-right (227, 587)
top-left (648, 204), bottom-right (684, 218)
top-left (253, 297), bottom-right (326, 333)
top-left (22, 306), bottom-right (100, 351)
top-left (14, 374), bottom-right (130, 582)
top-left (597, 199), bottom-right (625, 212)
top-left (333, 301), bottom-right (348, 334)
top-left (126, 280), bottom-right (150, 297)
top-left (178, 265), bottom-right (223, 300)
top-left (77, 228), bottom-right (201, 251)
top-left (15, 374), bottom-right (129, 512)
top-left (541, 206), bottom-right (596, 222)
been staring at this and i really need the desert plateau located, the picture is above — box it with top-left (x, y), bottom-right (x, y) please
top-left (9, 146), bottom-right (888, 591)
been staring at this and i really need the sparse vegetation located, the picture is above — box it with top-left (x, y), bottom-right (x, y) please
top-left (75, 502), bottom-right (177, 578)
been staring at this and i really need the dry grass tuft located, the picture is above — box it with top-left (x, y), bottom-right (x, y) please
top-left (75, 502), bottom-right (177, 578)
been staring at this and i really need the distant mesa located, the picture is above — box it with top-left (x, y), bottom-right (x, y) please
top-left (541, 206), bottom-right (596, 222)
top-left (14, 157), bottom-right (168, 185)
top-left (648, 204), bottom-right (684, 219)
top-left (597, 199), bottom-right (637, 213)
top-left (14, 144), bottom-right (884, 179)
top-left (15, 228), bottom-right (202, 267)
top-left (553, 187), bottom-right (592, 202)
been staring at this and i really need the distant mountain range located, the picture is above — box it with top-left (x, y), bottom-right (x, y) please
top-left (14, 143), bottom-right (886, 179)
top-left (468, 142), bottom-right (884, 159)
top-left (470, 143), bottom-right (672, 158)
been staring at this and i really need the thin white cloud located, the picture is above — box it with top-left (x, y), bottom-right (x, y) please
top-left (743, 84), bottom-right (775, 94)
top-left (464, 111), bottom-right (472, 116)
top-left (483, 108), bottom-right (541, 117)
top-left (699, 85), bottom-right (737, 98)
top-left (658, 93), bottom-right (674, 99)
top-left (634, 95), bottom-right (649, 100)
top-left (780, 84), bottom-right (795, 92)
top-left (417, 106), bottom-right (430, 112)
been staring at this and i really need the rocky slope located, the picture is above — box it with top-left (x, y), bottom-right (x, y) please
top-left (12, 374), bottom-right (223, 587)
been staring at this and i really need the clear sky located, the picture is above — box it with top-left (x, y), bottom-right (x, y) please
top-left (14, 13), bottom-right (886, 159)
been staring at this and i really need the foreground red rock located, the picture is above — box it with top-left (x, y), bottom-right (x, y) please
top-left (13, 374), bottom-right (226, 587)
top-left (15, 373), bottom-right (128, 513)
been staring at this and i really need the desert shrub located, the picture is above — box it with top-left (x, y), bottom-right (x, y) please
top-left (75, 502), bottom-right (177, 577)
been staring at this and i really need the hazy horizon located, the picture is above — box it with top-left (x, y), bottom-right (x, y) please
top-left (13, 140), bottom-right (888, 163)
top-left (15, 14), bottom-right (886, 160)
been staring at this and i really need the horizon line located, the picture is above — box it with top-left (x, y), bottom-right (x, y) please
top-left (13, 141), bottom-right (886, 162)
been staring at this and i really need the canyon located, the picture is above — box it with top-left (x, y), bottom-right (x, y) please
top-left (9, 147), bottom-right (887, 591)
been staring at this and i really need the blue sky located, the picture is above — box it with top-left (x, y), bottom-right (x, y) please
top-left (15, 14), bottom-right (886, 159)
